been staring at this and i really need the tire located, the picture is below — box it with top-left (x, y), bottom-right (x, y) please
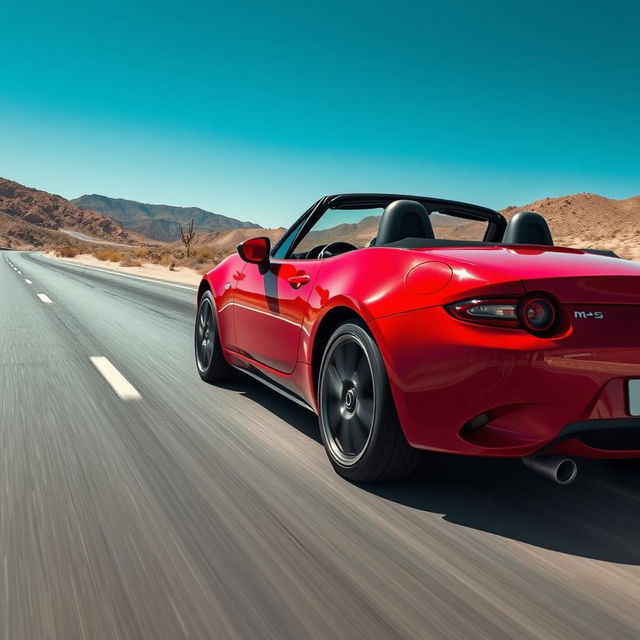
top-left (317, 320), bottom-right (421, 482)
top-left (195, 291), bottom-right (234, 383)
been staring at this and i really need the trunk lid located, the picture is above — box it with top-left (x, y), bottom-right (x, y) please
top-left (410, 245), bottom-right (640, 304)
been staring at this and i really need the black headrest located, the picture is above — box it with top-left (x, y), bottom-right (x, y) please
top-left (375, 199), bottom-right (434, 246)
top-left (502, 211), bottom-right (553, 246)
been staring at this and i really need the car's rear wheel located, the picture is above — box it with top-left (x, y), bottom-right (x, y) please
top-left (318, 320), bottom-right (421, 482)
top-left (195, 291), bottom-right (233, 383)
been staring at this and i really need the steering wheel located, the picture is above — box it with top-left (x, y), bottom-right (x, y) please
top-left (318, 241), bottom-right (358, 259)
top-left (304, 244), bottom-right (326, 259)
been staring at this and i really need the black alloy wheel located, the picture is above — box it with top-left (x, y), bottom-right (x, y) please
top-left (318, 320), bottom-right (421, 482)
top-left (321, 331), bottom-right (375, 464)
top-left (195, 291), bottom-right (233, 383)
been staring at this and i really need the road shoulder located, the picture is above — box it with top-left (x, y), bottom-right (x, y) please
top-left (42, 251), bottom-right (202, 287)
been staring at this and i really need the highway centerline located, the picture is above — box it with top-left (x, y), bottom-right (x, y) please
top-left (36, 293), bottom-right (53, 304)
top-left (90, 356), bottom-right (142, 400)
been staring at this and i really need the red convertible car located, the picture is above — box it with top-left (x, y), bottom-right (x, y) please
top-left (195, 194), bottom-right (640, 484)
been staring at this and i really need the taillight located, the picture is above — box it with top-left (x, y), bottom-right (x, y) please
top-left (446, 298), bottom-right (520, 328)
top-left (446, 294), bottom-right (560, 335)
top-left (518, 295), bottom-right (557, 334)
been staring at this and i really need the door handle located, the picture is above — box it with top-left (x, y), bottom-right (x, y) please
top-left (287, 274), bottom-right (311, 286)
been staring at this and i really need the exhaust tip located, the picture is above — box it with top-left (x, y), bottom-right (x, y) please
top-left (555, 458), bottom-right (577, 485)
top-left (523, 455), bottom-right (577, 485)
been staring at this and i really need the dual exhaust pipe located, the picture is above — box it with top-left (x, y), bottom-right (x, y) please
top-left (522, 455), bottom-right (577, 485)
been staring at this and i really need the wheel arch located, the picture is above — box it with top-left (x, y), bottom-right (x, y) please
top-left (311, 306), bottom-right (367, 394)
top-left (197, 277), bottom-right (211, 304)
top-left (311, 304), bottom-right (421, 481)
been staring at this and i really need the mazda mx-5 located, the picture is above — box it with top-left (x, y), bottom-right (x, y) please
top-left (194, 194), bottom-right (640, 484)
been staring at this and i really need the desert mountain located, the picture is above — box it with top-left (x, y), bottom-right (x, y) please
top-left (502, 193), bottom-right (640, 260)
top-left (0, 178), bottom-right (151, 249)
top-left (72, 194), bottom-right (261, 242)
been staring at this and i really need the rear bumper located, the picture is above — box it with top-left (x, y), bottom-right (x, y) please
top-left (372, 305), bottom-right (640, 459)
top-left (545, 419), bottom-right (640, 459)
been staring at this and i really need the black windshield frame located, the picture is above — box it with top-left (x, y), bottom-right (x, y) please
top-left (271, 193), bottom-right (506, 260)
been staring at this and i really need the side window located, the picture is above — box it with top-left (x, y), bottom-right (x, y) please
top-left (291, 208), bottom-right (383, 257)
top-left (272, 218), bottom-right (306, 259)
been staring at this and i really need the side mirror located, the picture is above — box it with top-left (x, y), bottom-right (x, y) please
top-left (237, 236), bottom-right (271, 266)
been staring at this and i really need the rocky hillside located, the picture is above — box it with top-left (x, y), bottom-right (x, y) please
top-left (72, 194), bottom-right (261, 242)
top-left (503, 193), bottom-right (640, 260)
top-left (0, 178), bottom-right (150, 249)
top-left (0, 213), bottom-right (67, 250)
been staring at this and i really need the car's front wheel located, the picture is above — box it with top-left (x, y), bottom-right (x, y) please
top-left (318, 320), bottom-right (421, 482)
top-left (195, 290), bottom-right (234, 383)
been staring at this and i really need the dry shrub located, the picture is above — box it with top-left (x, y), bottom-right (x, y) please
top-left (82, 245), bottom-right (224, 272)
top-left (56, 246), bottom-right (81, 258)
top-left (192, 247), bottom-right (216, 264)
top-left (94, 249), bottom-right (125, 262)
top-left (120, 258), bottom-right (142, 267)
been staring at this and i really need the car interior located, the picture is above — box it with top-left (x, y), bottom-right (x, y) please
top-left (290, 198), bottom-right (562, 260)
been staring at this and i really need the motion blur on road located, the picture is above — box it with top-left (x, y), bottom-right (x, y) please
top-left (2, 250), bottom-right (640, 640)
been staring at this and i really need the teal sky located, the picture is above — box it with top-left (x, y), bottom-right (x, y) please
top-left (1, 0), bottom-right (638, 227)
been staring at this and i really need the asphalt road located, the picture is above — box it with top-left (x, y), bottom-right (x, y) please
top-left (60, 229), bottom-right (139, 246)
top-left (2, 250), bottom-right (640, 640)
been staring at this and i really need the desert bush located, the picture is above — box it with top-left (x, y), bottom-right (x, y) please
top-left (192, 247), bottom-right (216, 263)
top-left (94, 250), bottom-right (125, 262)
top-left (120, 258), bottom-right (142, 267)
top-left (56, 246), bottom-right (81, 258)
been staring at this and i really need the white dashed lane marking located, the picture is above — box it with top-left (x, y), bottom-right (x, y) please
top-left (90, 357), bottom-right (142, 400)
top-left (25, 279), bottom-right (32, 285)
top-left (17, 270), bottom-right (22, 274)
top-left (36, 293), bottom-right (53, 304)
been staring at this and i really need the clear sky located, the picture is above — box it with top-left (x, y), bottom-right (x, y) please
top-left (1, 0), bottom-right (638, 227)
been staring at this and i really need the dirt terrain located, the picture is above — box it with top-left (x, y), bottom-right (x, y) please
top-left (0, 178), bottom-right (153, 248)
top-left (503, 193), bottom-right (640, 260)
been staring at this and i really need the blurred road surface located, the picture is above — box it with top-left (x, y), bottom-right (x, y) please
top-left (1, 250), bottom-right (640, 639)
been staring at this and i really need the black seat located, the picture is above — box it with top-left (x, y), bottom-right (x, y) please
top-left (502, 211), bottom-right (553, 246)
top-left (374, 199), bottom-right (434, 246)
